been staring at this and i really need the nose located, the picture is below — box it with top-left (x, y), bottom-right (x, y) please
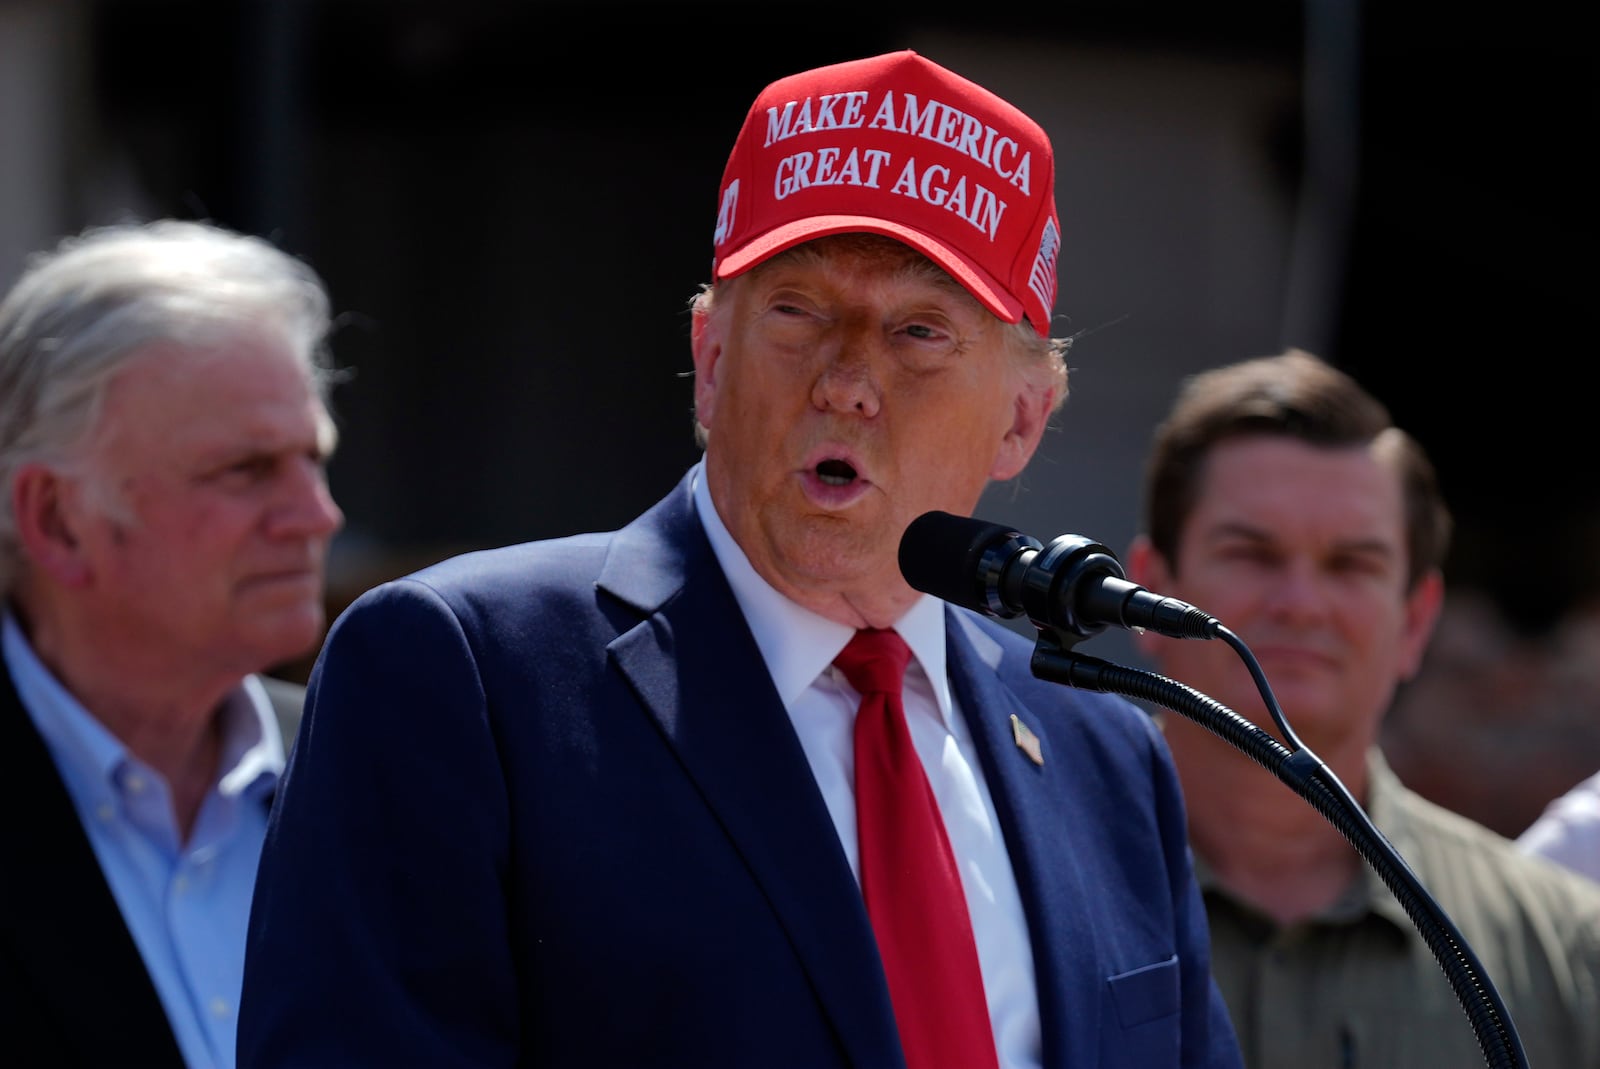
top-left (1262, 558), bottom-right (1329, 622)
top-left (268, 455), bottom-right (344, 540)
top-left (811, 324), bottom-right (883, 418)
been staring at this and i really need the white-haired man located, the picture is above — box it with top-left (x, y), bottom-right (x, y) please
top-left (0, 219), bottom-right (345, 1068)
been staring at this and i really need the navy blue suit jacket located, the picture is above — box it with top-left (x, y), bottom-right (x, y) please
top-left (239, 471), bottom-right (1241, 1068)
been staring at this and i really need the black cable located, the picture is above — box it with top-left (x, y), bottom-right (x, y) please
top-left (1029, 633), bottom-right (1529, 1069)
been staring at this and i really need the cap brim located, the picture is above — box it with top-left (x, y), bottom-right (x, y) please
top-left (715, 215), bottom-right (1026, 327)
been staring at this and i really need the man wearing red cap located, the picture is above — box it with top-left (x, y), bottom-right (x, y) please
top-left (238, 51), bottom-right (1243, 1069)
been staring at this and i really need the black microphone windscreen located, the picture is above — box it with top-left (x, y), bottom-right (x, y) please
top-left (898, 511), bottom-right (1023, 610)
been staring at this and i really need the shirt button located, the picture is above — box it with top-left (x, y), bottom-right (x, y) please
top-left (95, 803), bottom-right (115, 822)
top-left (208, 997), bottom-right (231, 1018)
top-left (173, 875), bottom-right (189, 894)
top-left (125, 774), bottom-right (146, 793)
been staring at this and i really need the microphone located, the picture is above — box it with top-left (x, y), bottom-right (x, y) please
top-left (898, 511), bottom-right (1220, 641)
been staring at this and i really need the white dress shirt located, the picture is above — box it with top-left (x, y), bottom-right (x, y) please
top-left (1519, 769), bottom-right (1600, 884)
top-left (692, 462), bottom-right (1043, 1069)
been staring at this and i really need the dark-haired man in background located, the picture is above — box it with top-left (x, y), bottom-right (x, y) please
top-left (1126, 348), bottom-right (1600, 1068)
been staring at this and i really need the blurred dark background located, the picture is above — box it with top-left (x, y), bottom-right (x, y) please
top-left (1, 0), bottom-right (1594, 836)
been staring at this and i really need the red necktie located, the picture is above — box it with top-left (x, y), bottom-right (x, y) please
top-left (836, 628), bottom-right (1000, 1069)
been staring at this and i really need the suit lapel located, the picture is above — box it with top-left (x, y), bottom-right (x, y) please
top-left (944, 611), bottom-right (1100, 1069)
top-left (0, 665), bottom-right (185, 1066)
top-left (600, 475), bottom-right (904, 1068)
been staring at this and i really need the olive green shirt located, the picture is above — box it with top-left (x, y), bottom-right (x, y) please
top-left (1199, 752), bottom-right (1600, 1069)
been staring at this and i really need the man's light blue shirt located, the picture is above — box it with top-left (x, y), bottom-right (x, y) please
top-left (3, 611), bottom-right (284, 1069)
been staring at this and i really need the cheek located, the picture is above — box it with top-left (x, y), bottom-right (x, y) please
top-left (697, 341), bottom-right (748, 424)
top-left (1347, 598), bottom-right (1413, 660)
top-left (1161, 564), bottom-right (1248, 616)
top-left (1331, 575), bottom-right (1405, 623)
top-left (900, 377), bottom-right (1009, 443)
top-left (721, 357), bottom-right (813, 430)
top-left (126, 500), bottom-right (254, 565)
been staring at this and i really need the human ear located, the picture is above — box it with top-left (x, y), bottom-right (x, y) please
top-left (988, 382), bottom-right (1053, 482)
top-left (689, 297), bottom-right (724, 432)
top-left (1397, 570), bottom-right (1445, 680)
top-left (11, 464), bottom-right (93, 587)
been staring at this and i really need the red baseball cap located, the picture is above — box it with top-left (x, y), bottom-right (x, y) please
top-left (710, 50), bottom-right (1060, 337)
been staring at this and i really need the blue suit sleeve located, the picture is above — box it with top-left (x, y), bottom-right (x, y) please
top-left (238, 578), bottom-right (521, 1067)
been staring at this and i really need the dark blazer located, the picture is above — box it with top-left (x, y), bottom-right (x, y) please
top-left (0, 662), bottom-right (303, 1067)
top-left (239, 471), bottom-right (1241, 1069)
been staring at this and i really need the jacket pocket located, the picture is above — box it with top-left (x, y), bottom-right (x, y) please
top-left (1107, 954), bottom-right (1179, 1028)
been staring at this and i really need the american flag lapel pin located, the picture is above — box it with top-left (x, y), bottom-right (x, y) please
top-left (1010, 715), bottom-right (1044, 766)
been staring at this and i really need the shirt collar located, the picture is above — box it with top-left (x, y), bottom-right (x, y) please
top-left (1189, 747), bottom-right (1418, 939)
top-left (222, 675), bottom-right (287, 799)
top-left (690, 460), bottom-right (953, 724)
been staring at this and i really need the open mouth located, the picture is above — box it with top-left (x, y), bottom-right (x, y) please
top-left (816, 459), bottom-right (858, 486)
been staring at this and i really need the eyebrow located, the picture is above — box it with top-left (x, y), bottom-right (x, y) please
top-left (1203, 521), bottom-right (1397, 558)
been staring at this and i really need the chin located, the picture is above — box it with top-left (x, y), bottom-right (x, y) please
top-left (244, 608), bottom-right (327, 665)
top-left (788, 546), bottom-right (881, 589)
top-left (794, 514), bottom-right (884, 562)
